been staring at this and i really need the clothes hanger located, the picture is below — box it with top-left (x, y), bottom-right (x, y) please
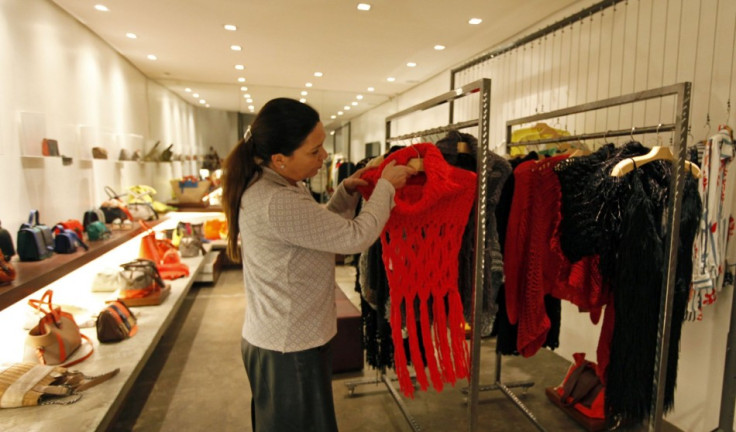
top-left (457, 141), bottom-right (471, 154)
top-left (610, 125), bottom-right (701, 178)
top-left (407, 140), bottom-right (424, 172)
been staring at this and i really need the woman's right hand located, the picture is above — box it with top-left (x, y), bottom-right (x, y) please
top-left (380, 160), bottom-right (417, 189)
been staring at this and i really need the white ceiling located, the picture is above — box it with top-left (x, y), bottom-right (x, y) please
top-left (49, 0), bottom-right (583, 129)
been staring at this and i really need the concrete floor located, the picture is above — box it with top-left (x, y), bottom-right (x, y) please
top-left (109, 266), bottom-right (681, 432)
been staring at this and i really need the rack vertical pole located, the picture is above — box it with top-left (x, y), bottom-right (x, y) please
top-left (468, 78), bottom-right (492, 432)
top-left (648, 82), bottom-right (691, 431)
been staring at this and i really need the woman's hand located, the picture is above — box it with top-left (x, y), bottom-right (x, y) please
top-left (343, 167), bottom-right (369, 194)
top-left (380, 160), bottom-right (417, 189)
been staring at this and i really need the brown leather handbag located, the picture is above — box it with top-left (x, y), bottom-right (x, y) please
top-left (0, 254), bottom-right (15, 285)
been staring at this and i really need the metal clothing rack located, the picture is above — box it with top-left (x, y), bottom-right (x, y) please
top-left (345, 78), bottom-right (492, 432)
top-left (498, 82), bottom-right (692, 432)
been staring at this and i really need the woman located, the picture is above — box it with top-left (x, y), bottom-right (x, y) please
top-left (221, 98), bottom-right (414, 431)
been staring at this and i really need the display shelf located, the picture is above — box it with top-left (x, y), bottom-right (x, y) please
top-left (0, 244), bottom-right (209, 432)
top-left (0, 218), bottom-right (166, 312)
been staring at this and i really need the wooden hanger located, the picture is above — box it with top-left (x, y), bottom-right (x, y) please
top-left (407, 144), bottom-right (424, 171)
top-left (610, 146), bottom-right (701, 178)
top-left (457, 141), bottom-right (471, 154)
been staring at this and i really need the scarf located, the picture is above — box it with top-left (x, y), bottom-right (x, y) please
top-left (359, 143), bottom-right (477, 397)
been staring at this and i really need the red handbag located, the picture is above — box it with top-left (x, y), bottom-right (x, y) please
top-left (555, 353), bottom-right (605, 419)
top-left (56, 219), bottom-right (85, 239)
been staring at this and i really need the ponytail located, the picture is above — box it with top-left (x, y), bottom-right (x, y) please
top-left (222, 135), bottom-right (262, 262)
top-left (221, 97), bottom-right (320, 263)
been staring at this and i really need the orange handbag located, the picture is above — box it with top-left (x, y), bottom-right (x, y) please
top-left (138, 221), bottom-right (189, 280)
top-left (0, 254), bottom-right (16, 285)
top-left (203, 219), bottom-right (227, 240)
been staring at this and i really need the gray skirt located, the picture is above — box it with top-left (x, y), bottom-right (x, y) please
top-left (241, 337), bottom-right (338, 432)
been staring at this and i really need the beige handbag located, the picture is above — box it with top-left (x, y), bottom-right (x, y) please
top-left (24, 290), bottom-right (94, 367)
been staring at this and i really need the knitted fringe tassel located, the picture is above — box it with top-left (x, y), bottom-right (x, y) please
top-left (406, 299), bottom-right (428, 392)
top-left (448, 291), bottom-right (469, 379)
top-left (392, 296), bottom-right (414, 398)
top-left (432, 294), bottom-right (455, 384)
top-left (420, 299), bottom-right (443, 392)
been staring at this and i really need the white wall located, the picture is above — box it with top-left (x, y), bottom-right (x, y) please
top-left (348, 0), bottom-right (736, 430)
top-left (0, 0), bottom-right (237, 230)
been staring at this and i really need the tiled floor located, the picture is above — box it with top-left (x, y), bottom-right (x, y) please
top-left (110, 266), bottom-right (681, 431)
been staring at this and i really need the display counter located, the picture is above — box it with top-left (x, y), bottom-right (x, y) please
top-left (0, 212), bottom-right (225, 432)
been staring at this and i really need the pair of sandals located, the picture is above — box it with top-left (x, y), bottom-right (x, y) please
top-left (111, 218), bottom-right (133, 230)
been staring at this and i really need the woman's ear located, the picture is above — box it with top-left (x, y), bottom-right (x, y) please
top-left (270, 153), bottom-right (285, 167)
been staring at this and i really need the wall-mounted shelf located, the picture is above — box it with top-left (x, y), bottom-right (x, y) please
top-left (0, 218), bottom-right (166, 311)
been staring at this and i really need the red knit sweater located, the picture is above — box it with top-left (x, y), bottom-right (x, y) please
top-left (359, 143), bottom-right (476, 397)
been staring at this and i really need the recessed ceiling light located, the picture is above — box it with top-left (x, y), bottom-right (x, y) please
top-left (301, 91), bottom-right (308, 96)
top-left (314, 72), bottom-right (323, 77)
top-left (246, 98), bottom-right (253, 103)
top-left (94, 4), bottom-right (109, 12)
top-left (406, 62), bottom-right (416, 67)
top-left (244, 94), bottom-right (251, 98)
top-left (338, 111), bottom-right (343, 115)
top-left (147, 54), bottom-right (157, 60)
top-left (224, 24), bottom-right (237, 31)
top-left (434, 44), bottom-right (446, 50)
top-left (238, 77), bottom-right (246, 82)
top-left (331, 115), bottom-right (336, 119)
top-left (305, 82), bottom-right (313, 88)
top-left (330, 131), bottom-right (335, 136)
top-left (185, 88), bottom-right (192, 93)
top-left (126, 32), bottom-right (137, 39)
top-left (357, 3), bottom-right (371, 11)
top-left (344, 106), bottom-right (350, 110)
top-left (386, 77), bottom-right (396, 82)
top-left (300, 98), bottom-right (307, 103)
top-left (206, 104), bottom-right (210, 108)
top-left (367, 87), bottom-right (374, 92)
top-left (240, 86), bottom-right (248, 91)
top-left (235, 64), bottom-right (245, 70)
top-left (352, 102), bottom-right (358, 106)
top-left (249, 105), bottom-right (255, 111)
top-left (468, 18), bottom-right (483, 25)
top-left (231, 45), bottom-right (242, 51)
top-left (356, 94), bottom-right (363, 100)
top-left (193, 93), bottom-right (200, 98)
top-left (199, 99), bottom-right (206, 104)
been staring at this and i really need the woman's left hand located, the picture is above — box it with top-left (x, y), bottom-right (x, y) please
top-left (343, 167), bottom-right (369, 194)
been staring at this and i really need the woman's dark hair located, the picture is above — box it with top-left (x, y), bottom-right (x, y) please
top-left (221, 98), bottom-right (320, 261)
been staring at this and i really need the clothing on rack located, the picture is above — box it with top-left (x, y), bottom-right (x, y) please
top-left (493, 151), bottom-right (563, 355)
top-left (689, 125), bottom-right (736, 320)
top-left (435, 130), bottom-right (512, 337)
top-left (548, 141), bottom-right (701, 425)
top-left (358, 143), bottom-right (477, 398)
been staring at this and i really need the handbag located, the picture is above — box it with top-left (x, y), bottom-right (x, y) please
top-left (0, 253), bottom-right (16, 285)
top-left (96, 300), bottom-right (138, 342)
top-left (127, 202), bottom-right (158, 221)
top-left (118, 259), bottom-right (165, 299)
top-left (57, 219), bottom-right (84, 238)
top-left (0, 362), bottom-right (119, 408)
top-left (25, 290), bottom-right (94, 367)
top-left (17, 210), bottom-right (54, 261)
top-left (0, 219), bottom-right (15, 261)
top-left (82, 208), bottom-right (105, 230)
top-left (203, 218), bottom-right (227, 240)
top-left (91, 267), bottom-right (123, 292)
top-left (92, 147), bottom-right (108, 159)
top-left (86, 220), bottom-right (111, 241)
top-left (555, 353), bottom-right (605, 419)
top-left (159, 144), bottom-right (174, 162)
top-left (138, 221), bottom-right (190, 280)
top-left (53, 224), bottom-right (89, 254)
top-left (42, 138), bottom-right (59, 156)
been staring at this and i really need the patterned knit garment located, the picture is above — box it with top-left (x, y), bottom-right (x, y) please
top-left (359, 143), bottom-right (477, 397)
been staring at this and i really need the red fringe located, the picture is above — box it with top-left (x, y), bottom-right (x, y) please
top-left (405, 298), bottom-right (428, 391)
top-left (420, 299), bottom-right (443, 392)
top-left (392, 296), bottom-right (413, 398)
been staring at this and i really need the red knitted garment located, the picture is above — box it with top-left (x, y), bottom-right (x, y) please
top-left (359, 143), bottom-right (477, 397)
